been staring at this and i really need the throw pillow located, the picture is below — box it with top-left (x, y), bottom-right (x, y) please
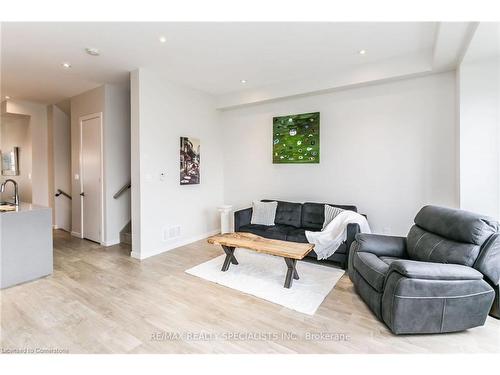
top-left (251, 200), bottom-right (278, 226)
top-left (322, 205), bottom-right (345, 230)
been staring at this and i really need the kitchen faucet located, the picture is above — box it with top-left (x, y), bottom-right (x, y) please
top-left (0, 179), bottom-right (20, 206)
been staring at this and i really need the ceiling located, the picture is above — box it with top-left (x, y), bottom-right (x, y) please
top-left (2, 22), bottom-right (441, 104)
top-left (462, 22), bottom-right (500, 63)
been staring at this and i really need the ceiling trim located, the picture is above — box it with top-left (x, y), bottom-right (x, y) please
top-left (216, 53), bottom-right (433, 110)
top-left (216, 22), bottom-right (477, 110)
top-left (432, 22), bottom-right (478, 71)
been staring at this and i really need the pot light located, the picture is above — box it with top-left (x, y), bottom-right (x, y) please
top-left (85, 48), bottom-right (100, 56)
top-left (61, 62), bottom-right (72, 69)
top-left (240, 79), bottom-right (247, 84)
top-left (5, 95), bottom-right (10, 100)
top-left (159, 36), bottom-right (167, 43)
top-left (359, 49), bottom-right (367, 55)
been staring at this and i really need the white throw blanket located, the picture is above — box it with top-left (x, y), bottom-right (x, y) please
top-left (305, 210), bottom-right (371, 260)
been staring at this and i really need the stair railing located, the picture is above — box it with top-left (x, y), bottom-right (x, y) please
top-left (113, 181), bottom-right (131, 199)
top-left (55, 189), bottom-right (72, 200)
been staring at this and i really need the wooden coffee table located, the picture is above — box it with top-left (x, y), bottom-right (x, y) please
top-left (207, 232), bottom-right (314, 288)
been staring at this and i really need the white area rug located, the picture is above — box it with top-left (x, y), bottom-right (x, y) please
top-left (186, 249), bottom-right (345, 315)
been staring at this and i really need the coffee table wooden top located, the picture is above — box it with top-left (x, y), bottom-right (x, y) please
top-left (207, 232), bottom-right (314, 260)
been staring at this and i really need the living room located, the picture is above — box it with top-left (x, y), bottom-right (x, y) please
top-left (1, 1), bottom-right (499, 373)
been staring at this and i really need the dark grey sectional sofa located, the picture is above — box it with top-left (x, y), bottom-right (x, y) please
top-left (234, 200), bottom-right (361, 269)
top-left (349, 205), bottom-right (500, 334)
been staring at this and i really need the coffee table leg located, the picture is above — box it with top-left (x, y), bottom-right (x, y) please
top-left (284, 258), bottom-right (299, 288)
top-left (221, 245), bottom-right (238, 272)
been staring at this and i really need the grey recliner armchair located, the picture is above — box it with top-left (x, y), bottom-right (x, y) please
top-left (349, 205), bottom-right (499, 334)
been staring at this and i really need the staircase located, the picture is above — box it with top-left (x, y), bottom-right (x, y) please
top-left (114, 181), bottom-right (132, 246)
top-left (120, 221), bottom-right (132, 245)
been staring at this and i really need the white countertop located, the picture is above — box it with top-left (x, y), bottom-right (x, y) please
top-left (0, 202), bottom-right (51, 214)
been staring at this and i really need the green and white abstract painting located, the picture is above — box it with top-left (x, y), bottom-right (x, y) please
top-left (273, 112), bottom-right (320, 164)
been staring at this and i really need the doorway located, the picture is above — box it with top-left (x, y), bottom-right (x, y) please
top-left (52, 105), bottom-right (71, 232)
top-left (79, 113), bottom-right (103, 243)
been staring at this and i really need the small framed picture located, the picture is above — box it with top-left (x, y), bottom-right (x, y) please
top-left (273, 112), bottom-right (320, 164)
top-left (1, 147), bottom-right (20, 176)
top-left (180, 137), bottom-right (200, 185)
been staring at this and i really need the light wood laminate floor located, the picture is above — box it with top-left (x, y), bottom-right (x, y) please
top-left (1, 230), bottom-right (499, 354)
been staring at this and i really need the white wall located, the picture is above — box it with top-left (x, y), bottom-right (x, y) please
top-left (130, 71), bottom-right (142, 253)
top-left (52, 105), bottom-right (71, 231)
top-left (70, 84), bottom-right (131, 244)
top-left (459, 58), bottom-right (500, 218)
top-left (131, 69), bottom-right (224, 259)
top-left (1, 100), bottom-right (49, 207)
top-left (221, 72), bottom-right (458, 235)
top-left (103, 82), bottom-right (131, 245)
top-left (458, 25), bottom-right (500, 219)
top-left (0, 114), bottom-right (32, 202)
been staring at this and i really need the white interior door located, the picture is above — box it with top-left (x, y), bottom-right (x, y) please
top-left (80, 114), bottom-right (102, 243)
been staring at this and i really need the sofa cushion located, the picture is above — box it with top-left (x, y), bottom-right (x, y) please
top-left (353, 252), bottom-right (390, 292)
top-left (301, 203), bottom-right (324, 230)
top-left (273, 201), bottom-right (302, 228)
top-left (301, 202), bottom-right (357, 230)
top-left (382, 271), bottom-right (494, 334)
top-left (238, 224), bottom-right (269, 238)
top-left (379, 256), bottom-right (400, 266)
top-left (407, 225), bottom-right (480, 267)
top-left (238, 224), bottom-right (295, 241)
top-left (414, 205), bottom-right (498, 246)
top-left (286, 228), bottom-right (308, 243)
top-left (388, 259), bottom-right (484, 280)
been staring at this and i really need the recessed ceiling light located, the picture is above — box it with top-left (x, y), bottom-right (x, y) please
top-left (159, 36), bottom-right (167, 43)
top-left (359, 49), bottom-right (367, 55)
top-left (240, 79), bottom-right (247, 84)
top-left (85, 48), bottom-right (100, 56)
top-left (5, 95), bottom-right (11, 100)
top-left (61, 62), bottom-right (72, 69)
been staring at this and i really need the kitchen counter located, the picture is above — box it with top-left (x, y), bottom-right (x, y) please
top-left (0, 202), bottom-right (49, 213)
top-left (0, 202), bottom-right (53, 288)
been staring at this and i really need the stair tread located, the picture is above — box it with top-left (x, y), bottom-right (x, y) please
top-left (119, 221), bottom-right (132, 245)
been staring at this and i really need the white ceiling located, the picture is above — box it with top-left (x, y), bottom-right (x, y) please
top-left (462, 22), bottom-right (500, 64)
top-left (2, 22), bottom-right (440, 104)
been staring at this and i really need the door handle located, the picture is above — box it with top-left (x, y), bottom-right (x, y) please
top-left (80, 192), bottom-right (85, 197)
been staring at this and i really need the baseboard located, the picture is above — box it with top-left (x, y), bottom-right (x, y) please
top-left (71, 231), bottom-right (82, 238)
top-left (133, 229), bottom-right (220, 260)
top-left (101, 238), bottom-right (120, 247)
top-left (130, 251), bottom-right (141, 260)
top-left (54, 225), bottom-right (72, 232)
